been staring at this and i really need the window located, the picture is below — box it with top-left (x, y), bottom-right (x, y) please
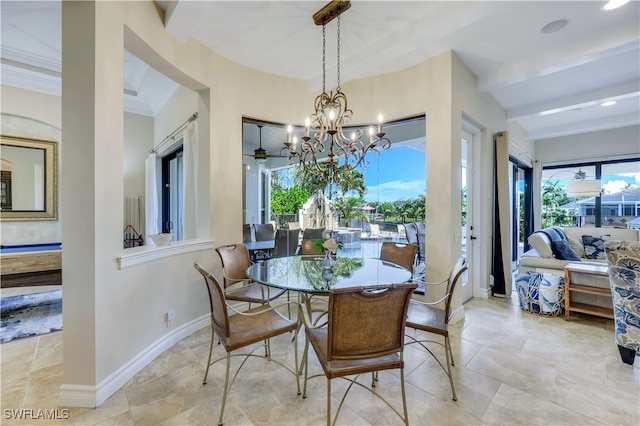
top-left (161, 145), bottom-right (183, 240)
top-left (541, 158), bottom-right (639, 228)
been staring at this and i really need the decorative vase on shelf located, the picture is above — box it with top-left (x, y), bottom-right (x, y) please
top-left (322, 250), bottom-right (335, 269)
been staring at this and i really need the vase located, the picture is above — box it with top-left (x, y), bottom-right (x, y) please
top-left (322, 250), bottom-right (335, 269)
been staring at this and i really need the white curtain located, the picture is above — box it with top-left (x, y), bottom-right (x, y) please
top-left (145, 152), bottom-right (159, 239)
top-left (183, 120), bottom-right (198, 240)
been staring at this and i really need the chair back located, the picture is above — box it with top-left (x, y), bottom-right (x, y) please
top-left (369, 224), bottom-right (380, 237)
top-left (326, 283), bottom-right (416, 361)
top-left (242, 224), bottom-right (253, 243)
top-left (443, 257), bottom-right (469, 323)
top-left (253, 223), bottom-right (275, 241)
top-left (403, 223), bottom-right (418, 245)
top-left (380, 242), bottom-right (419, 272)
top-left (303, 227), bottom-right (326, 240)
top-left (300, 239), bottom-right (326, 256)
top-left (215, 244), bottom-right (252, 288)
top-left (272, 228), bottom-right (301, 258)
top-left (194, 263), bottom-right (230, 343)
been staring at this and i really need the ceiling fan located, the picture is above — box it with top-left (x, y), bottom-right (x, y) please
top-left (243, 124), bottom-right (280, 162)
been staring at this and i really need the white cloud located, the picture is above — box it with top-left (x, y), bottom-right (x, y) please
top-left (615, 172), bottom-right (640, 185)
top-left (365, 179), bottom-right (425, 202)
top-left (602, 179), bottom-right (632, 194)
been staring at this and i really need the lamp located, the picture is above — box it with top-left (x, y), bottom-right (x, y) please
top-left (280, 0), bottom-right (390, 179)
top-left (545, 168), bottom-right (601, 197)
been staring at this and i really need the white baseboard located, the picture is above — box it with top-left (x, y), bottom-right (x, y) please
top-left (58, 314), bottom-right (209, 408)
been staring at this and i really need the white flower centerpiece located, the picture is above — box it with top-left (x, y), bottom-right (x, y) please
top-left (322, 237), bottom-right (340, 269)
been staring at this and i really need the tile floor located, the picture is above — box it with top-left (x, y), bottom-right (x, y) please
top-left (1, 294), bottom-right (639, 425)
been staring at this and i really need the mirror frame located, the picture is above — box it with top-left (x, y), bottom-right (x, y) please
top-left (0, 135), bottom-right (58, 221)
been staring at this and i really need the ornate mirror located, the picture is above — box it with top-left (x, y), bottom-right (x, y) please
top-left (0, 135), bottom-right (58, 221)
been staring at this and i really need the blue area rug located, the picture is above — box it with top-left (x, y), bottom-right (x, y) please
top-left (1, 289), bottom-right (62, 343)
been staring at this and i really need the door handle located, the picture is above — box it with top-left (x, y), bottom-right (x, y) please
top-left (470, 236), bottom-right (477, 240)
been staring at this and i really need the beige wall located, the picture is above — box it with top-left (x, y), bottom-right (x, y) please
top-left (0, 88), bottom-right (62, 245)
top-left (535, 125), bottom-right (640, 166)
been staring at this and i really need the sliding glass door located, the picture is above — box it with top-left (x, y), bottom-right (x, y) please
top-left (510, 158), bottom-right (533, 271)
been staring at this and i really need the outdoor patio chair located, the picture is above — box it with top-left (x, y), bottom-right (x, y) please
top-left (272, 228), bottom-right (301, 258)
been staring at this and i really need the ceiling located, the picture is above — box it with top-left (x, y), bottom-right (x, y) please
top-left (2, 1), bottom-right (639, 152)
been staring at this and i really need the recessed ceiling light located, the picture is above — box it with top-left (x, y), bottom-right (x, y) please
top-left (603, 0), bottom-right (630, 11)
top-left (601, 101), bottom-right (617, 107)
top-left (541, 19), bottom-right (568, 34)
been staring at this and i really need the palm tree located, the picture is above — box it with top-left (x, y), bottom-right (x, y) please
top-left (333, 197), bottom-right (369, 227)
top-left (293, 165), bottom-right (365, 199)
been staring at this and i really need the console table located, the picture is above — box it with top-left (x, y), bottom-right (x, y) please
top-left (564, 263), bottom-right (613, 321)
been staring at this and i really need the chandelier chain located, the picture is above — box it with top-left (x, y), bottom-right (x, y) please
top-left (322, 24), bottom-right (326, 93)
top-left (336, 15), bottom-right (341, 90)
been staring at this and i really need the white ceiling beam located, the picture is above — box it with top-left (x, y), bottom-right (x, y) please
top-left (526, 112), bottom-right (640, 140)
top-left (478, 39), bottom-right (639, 92)
top-left (163, 0), bottom-right (208, 43)
top-left (507, 80), bottom-right (640, 119)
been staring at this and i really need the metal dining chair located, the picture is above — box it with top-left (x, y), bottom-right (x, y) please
top-left (405, 257), bottom-right (468, 401)
top-left (380, 241), bottom-right (419, 274)
top-left (215, 243), bottom-right (285, 306)
top-left (302, 283), bottom-right (417, 426)
top-left (194, 263), bottom-right (299, 426)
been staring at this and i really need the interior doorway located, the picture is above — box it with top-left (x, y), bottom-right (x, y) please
top-left (460, 127), bottom-right (475, 303)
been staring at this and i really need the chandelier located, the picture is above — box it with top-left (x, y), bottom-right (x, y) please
top-left (281, 0), bottom-right (390, 179)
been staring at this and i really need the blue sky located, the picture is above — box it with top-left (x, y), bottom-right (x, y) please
top-left (358, 146), bottom-right (426, 203)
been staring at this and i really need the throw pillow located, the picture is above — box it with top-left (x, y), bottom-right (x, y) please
top-left (582, 235), bottom-right (610, 260)
top-left (551, 240), bottom-right (581, 261)
top-left (528, 232), bottom-right (553, 258)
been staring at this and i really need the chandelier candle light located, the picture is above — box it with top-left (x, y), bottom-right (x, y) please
top-left (281, 0), bottom-right (391, 178)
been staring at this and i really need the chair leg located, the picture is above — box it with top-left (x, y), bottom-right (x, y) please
top-left (400, 367), bottom-right (409, 426)
top-left (326, 379), bottom-right (331, 426)
top-left (289, 325), bottom-right (301, 396)
top-left (203, 329), bottom-right (215, 385)
top-left (302, 338), bottom-right (310, 398)
top-left (618, 345), bottom-right (636, 365)
top-left (218, 353), bottom-right (231, 426)
top-left (444, 335), bottom-right (457, 401)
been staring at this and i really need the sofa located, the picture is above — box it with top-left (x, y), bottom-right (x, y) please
top-left (519, 227), bottom-right (640, 309)
top-left (520, 227), bottom-right (640, 275)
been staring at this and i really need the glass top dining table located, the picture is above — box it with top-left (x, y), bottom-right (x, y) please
top-left (246, 255), bottom-right (413, 294)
